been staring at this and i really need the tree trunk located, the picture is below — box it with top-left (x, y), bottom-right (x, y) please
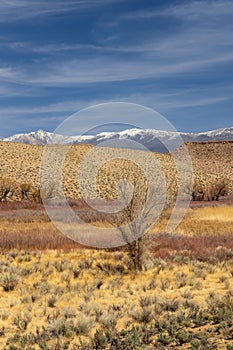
top-left (128, 238), bottom-right (143, 272)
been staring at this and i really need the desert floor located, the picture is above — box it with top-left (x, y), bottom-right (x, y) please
top-left (0, 199), bottom-right (233, 349)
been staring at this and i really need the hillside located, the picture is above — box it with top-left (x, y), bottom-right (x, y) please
top-left (0, 140), bottom-right (232, 200)
top-left (186, 140), bottom-right (233, 182)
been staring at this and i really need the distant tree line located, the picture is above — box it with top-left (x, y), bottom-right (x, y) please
top-left (0, 177), bottom-right (36, 202)
top-left (186, 179), bottom-right (228, 202)
top-left (0, 177), bottom-right (62, 203)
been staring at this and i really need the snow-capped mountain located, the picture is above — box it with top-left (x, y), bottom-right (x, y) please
top-left (3, 130), bottom-right (72, 145)
top-left (2, 127), bottom-right (233, 152)
top-left (74, 127), bottom-right (233, 152)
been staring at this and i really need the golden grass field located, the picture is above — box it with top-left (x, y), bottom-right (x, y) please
top-left (1, 247), bottom-right (233, 350)
top-left (0, 202), bottom-right (232, 349)
top-left (0, 140), bottom-right (233, 349)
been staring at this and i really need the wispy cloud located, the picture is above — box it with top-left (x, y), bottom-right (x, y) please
top-left (0, 0), bottom-right (232, 135)
top-left (1, 0), bottom-right (232, 87)
top-left (122, 90), bottom-right (232, 111)
top-left (0, 82), bottom-right (232, 136)
top-left (162, 0), bottom-right (233, 19)
top-left (2, 50), bottom-right (233, 87)
top-left (0, 100), bottom-right (85, 115)
top-left (118, 0), bottom-right (233, 20)
top-left (0, 84), bottom-right (32, 98)
top-left (0, 86), bottom-right (230, 116)
top-left (0, 88), bottom-right (231, 136)
top-left (0, 67), bottom-right (19, 80)
top-left (95, 0), bottom-right (233, 62)
top-left (0, 0), bottom-right (120, 22)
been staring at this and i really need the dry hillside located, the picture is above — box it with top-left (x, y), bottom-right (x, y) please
top-left (186, 140), bottom-right (233, 181)
top-left (0, 140), bottom-right (232, 200)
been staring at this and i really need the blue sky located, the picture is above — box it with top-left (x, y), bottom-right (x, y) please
top-left (0, 0), bottom-right (233, 136)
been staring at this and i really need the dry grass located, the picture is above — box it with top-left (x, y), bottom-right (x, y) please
top-left (150, 205), bottom-right (233, 237)
top-left (192, 206), bottom-right (233, 222)
top-left (1, 248), bottom-right (233, 349)
top-left (0, 202), bottom-right (232, 251)
top-left (173, 206), bottom-right (233, 236)
top-left (0, 229), bottom-right (232, 349)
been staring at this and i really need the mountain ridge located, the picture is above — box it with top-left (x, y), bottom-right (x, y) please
top-left (2, 127), bottom-right (233, 152)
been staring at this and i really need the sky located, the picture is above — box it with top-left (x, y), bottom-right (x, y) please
top-left (0, 0), bottom-right (233, 137)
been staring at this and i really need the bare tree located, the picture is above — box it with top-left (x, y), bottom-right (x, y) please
top-left (0, 177), bottom-right (15, 202)
top-left (39, 180), bottom-right (61, 203)
top-left (115, 179), bottom-right (164, 272)
top-left (31, 187), bottom-right (42, 203)
top-left (20, 182), bottom-right (32, 200)
top-left (207, 180), bottom-right (228, 201)
top-left (186, 179), bottom-right (228, 202)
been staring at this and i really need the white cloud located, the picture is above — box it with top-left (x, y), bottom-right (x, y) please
top-left (119, 0), bottom-right (233, 20)
top-left (5, 52), bottom-right (232, 86)
top-left (0, 87), bottom-right (230, 117)
top-left (0, 85), bottom-right (231, 136)
top-left (0, 0), bottom-right (121, 22)
top-left (0, 67), bottom-right (19, 80)
top-left (0, 100), bottom-right (86, 115)
top-left (94, 0), bottom-right (233, 65)
top-left (1, 0), bottom-right (232, 87)
top-left (0, 0), bottom-right (232, 89)
top-left (0, 0), bottom-right (232, 136)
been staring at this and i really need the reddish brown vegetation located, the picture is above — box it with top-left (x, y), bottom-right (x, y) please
top-left (152, 233), bottom-right (233, 262)
top-left (1, 200), bottom-right (233, 263)
top-left (0, 229), bottom-right (79, 251)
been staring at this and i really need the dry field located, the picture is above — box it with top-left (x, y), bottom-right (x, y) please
top-left (0, 202), bottom-right (232, 349)
top-left (1, 247), bottom-right (233, 350)
top-left (0, 141), bottom-right (233, 349)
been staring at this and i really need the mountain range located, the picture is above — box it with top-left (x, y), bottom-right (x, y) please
top-left (1, 127), bottom-right (233, 153)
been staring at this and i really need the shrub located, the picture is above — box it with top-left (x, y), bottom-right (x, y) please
top-left (0, 177), bottom-right (16, 202)
top-left (157, 332), bottom-right (173, 345)
top-left (188, 179), bottom-right (228, 201)
top-left (131, 306), bottom-right (154, 324)
top-left (13, 312), bottom-right (31, 330)
top-left (74, 315), bottom-right (93, 336)
top-left (207, 180), bottom-right (228, 201)
top-left (93, 330), bottom-right (108, 349)
top-left (31, 187), bottom-right (42, 203)
top-left (176, 272), bottom-right (188, 288)
top-left (48, 296), bottom-right (57, 308)
top-left (175, 329), bottom-right (190, 345)
top-left (0, 273), bottom-right (19, 291)
top-left (161, 278), bottom-right (170, 291)
top-left (48, 318), bottom-right (74, 338)
top-left (20, 183), bottom-right (32, 200)
top-left (39, 180), bottom-right (61, 203)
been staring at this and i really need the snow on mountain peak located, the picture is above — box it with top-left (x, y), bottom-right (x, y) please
top-left (1, 126), bottom-right (233, 152)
